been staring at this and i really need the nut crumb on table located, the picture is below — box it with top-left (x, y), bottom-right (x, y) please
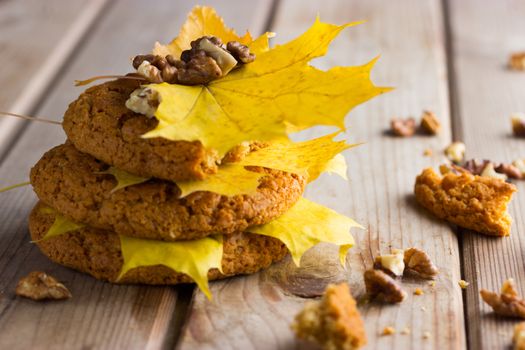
top-left (16, 271), bottom-right (72, 301)
top-left (444, 142), bottom-right (466, 163)
top-left (480, 278), bottom-right (525, 319)
top-left (373, 249), bottom-right (405, 277)
top-left (414, 167), bottom-right (517, 236)
top-left (458, 280), bottom-right (469, 289)
top-left (509, 52), bottom-right (525, 71)
top-left (364, 269), bottom-right (406, 303)
top-left (292, 283), bottom-right (367, 350)
top-left (514, 322), bottom-right (525, 350)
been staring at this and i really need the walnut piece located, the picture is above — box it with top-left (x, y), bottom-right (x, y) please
top-left (178, 53), bottom-right (222, 85)
top-left (291, 283), bottom-right (367, 350)
top-left (136, 61), bottom-right (163, 83)
top-left (391, 117), bottom-right (416, 137)
top-left (512, 113), bottom-right (525, 137)
top-left (480, 278), bottom-right (525, 318)
top-left (16, 271), bottom-right (72, 301)
top-left (125, 87), bottom-right (160, 118)
top-left (513, 159), bottom-right (525, 177)
top-left (495, 163), bottom-right (523, 180)
top-left (462, 159), bottom-right (491, 176)
top-left (420, 110), bottom-right (441, 135)
top-left (444, 142), bottom-right (466, 163)
top-left (481, 162), bottom-right (508, 181)
top-left (509, 52), bottom-right (525, 71)
top-left (514, 322), bottom-right (525, 350)
top-left (403, 248), bottom-right (439, 279)
top-left (194, 37), bottom-right (237, 75)
top-left (373, 249), bottom-right (405, 276)
top-left (227, 41), bottom-right (256, 63)
top-left (364, 269), bottom-right (406, 303)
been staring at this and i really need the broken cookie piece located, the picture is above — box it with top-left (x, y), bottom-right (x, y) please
top-left (16, 271), bottom-right (72, 301)
top-left (480, 278), bottom-right (525, 318)
top-left (364, 269), bottom-right (406, 303)
top-left (414, 167), bottom-right (517, 236)
top-left (292, 283), bottom-right (367, 350)
top-left (514, 322), bottom-right (525, 350)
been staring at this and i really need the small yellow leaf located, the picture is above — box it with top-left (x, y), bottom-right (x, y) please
top-left (146, 14), bottom-right (390, 156)
top-left (176, 164), bottom-right (264, 197)
top-left (38, 207), bottom-right (84, 241)
top-left (239, 133), bottom-right (353, 182)
top-left (249, 197), bottom-right (361, 266)
top-left (119, 234), bottom-right (223, 299)
top-left (152, 6), bottom-right (252, 59)
top-left (97, 167), bottom-right (150, 193)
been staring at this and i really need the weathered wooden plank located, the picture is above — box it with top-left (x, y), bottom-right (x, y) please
top-left (447, 0), bottom-right (525, 348)
top-left (0, 0), bottom-right (272, 349)
top-left (179, 0), bottom-right (465, 349)
top-left (0, 0), bottom-right (108, 157)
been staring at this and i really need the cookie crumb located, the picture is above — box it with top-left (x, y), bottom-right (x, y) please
top-left (382, 326), bottom-right (396, 336)
top-left (423, 148), bottom-right (433, 157)
top-left (513, 322), bottom-right (525, 350)
top-left (458, 280), bottom-right (469, 289)
top-left (16, 271), bottom-right (72, 301)
top-left (414, 167), bottom-right (517, 236)
top-left (420, 110), bottom-right (441, 135)
top-left (509, 52), bottom-right (525, 71)
top-left (414, 288), bottom-right (424, 296)
top-left (423, 331), bottom-right (431, 339)
top-left (292, 283), bottom-right (367, 349)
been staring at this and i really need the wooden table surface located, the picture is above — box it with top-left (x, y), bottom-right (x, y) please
top-left (0, 0), bottom-right (523, 349)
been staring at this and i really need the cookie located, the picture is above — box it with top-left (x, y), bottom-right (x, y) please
top-left (63, 79), bottom-right (222, 181)
top-left (30, 143), bottom-right (306, 241)
top-left (414, 167), bottom-right (517, 236)
top-left (29, 202), bottom-right (288, 285)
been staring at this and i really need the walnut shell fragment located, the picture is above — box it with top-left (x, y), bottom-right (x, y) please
top-left (364, 269), bottom-right (406, 303)
top-left (480, 278), bottom-right (525, 318)
top-left (403, 248), bottom-right (439, 279)
top-left (16, 271), bottom-right (72, 301)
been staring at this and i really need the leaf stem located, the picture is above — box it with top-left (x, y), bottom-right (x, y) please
top-left (0, 181), bottom-right (31, 193)
top-left (0, 112), bottom-right (61, 125)
top-left (75, 75), bottom-right (146, 86)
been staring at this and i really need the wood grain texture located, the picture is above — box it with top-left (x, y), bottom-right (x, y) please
top-left (178, 1), bottom-right (466, 349)
top-left (0, 0), bottom-right (108, 157)
top-left (0, 0), bottom-right (272, 349)
top-left (447, 0), bottom-right (525, 348)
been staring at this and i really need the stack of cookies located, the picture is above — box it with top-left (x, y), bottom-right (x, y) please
top-left (29, 79), bottom-right (307, 291)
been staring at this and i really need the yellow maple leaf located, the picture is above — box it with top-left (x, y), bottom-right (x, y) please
top-left (96, 167), bottom-right (149, 193)
top-left (176, 133), bottom-right (352, 197)
top-left (37, 207), bottom-right (85, 241)
top-left (152, 6), bottom-right (253, 58)
top-left (119, 234), bottom-right (223, 299)
top-left (249, 197), bottom-right (361, 266)
top-left (144, 13), bottom-right (389, 156)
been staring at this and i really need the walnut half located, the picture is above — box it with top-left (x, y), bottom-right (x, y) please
top-left (480, 278), bottom-right (525, 318)
top-left (364, 269), bottom-right (406, 303)
top-left (16, 271), bottom-right (72, 301)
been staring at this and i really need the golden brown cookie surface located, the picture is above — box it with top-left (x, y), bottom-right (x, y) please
top-left (414, 167), bottom-right (517, 236)
top-left (63, 79), bottom-right (220, 181)
top-left (30, 143), bottom-right (305, 241)
top-left (29, 202), bottom-right (288, 285)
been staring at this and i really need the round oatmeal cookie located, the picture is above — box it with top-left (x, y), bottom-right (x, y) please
top-left (29, 202), bottom-right (289, 285)
top-left (63, 78), bottom-right (228, 181)
top-left (30, 143), bottom-right (306, 241)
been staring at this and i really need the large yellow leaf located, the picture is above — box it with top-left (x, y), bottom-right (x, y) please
top-left (152, 6), bottom-right (252, 58)
top-left (144, 16), bottom-right (390, 156)
top-left (37, 207), bottom-right (85, 241)
top-left (119, 235), bottom-right (223, 299)
top-left (249, 197), bottom-right (361, 266)
top-left (176, 134), bottom-right (352, 197)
